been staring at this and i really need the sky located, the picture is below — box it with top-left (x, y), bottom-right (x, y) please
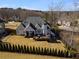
top-left (0, 0), bottom-right (78, 11)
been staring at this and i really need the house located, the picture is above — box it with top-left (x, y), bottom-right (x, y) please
top-left (0, 18), bottom-right (5, 37)
top-left (16, 16), bottom-right (56, 40)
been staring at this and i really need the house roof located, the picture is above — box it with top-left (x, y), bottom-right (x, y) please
top-left (22, 16), bottom-right (47, 30)
top-left (24, 16), bottom-right (46, 26)
top-left (21, 21), bottom-right (36, 31)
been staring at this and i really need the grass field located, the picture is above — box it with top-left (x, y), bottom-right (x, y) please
top-left (5, 22), bottom-right (21, 30)
top-left (3, 35), bottom-right (66, 51)
top-left (0, 52), bottom-right (71, 59)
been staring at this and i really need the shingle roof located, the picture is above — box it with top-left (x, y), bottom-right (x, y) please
top-left (23, 16), bottom-right (46, 30)
top-left (24, 16), bottom-right (46, 26)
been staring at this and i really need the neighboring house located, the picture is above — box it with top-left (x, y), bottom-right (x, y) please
top-left (16, 16), bottom-right (56, 40)
top-left (0, 19), bottom-right (5, 37)
top-left (57, 16), bottom-right (71, 27)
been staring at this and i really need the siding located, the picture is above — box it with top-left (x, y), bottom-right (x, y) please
top-left (16, 24), bottom-right (25, 35)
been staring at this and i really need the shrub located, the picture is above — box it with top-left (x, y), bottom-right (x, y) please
top-left (20, 45), bottom-right (23, 53)
top-left (32, 46), bottom-right (35, 54)
top-left (29, 46), bottom-right (32, 53)
top-left (35, 47), bottom-right (38, 54)
top-left (23, 45), bottom-right (26, 53)
top-left (8, 43), bottom-right (12, 52)
top-left (41, 47), bottom-right (44, 55)
top-left (49, 48), bottom-right (52, 55)
top-left (26, 46), bottom-right (29, 53)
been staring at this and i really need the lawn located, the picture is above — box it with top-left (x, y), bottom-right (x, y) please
top-left (0, 52), bottom-right (70, 59)
top-left (5, 22), bottom-right (21, 30)
top-left (2, 35), bottom-right (66, 51)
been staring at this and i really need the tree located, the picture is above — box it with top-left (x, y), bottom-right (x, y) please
top-left (48, 0), bottom-right (64, 26)
top-left (32, 46), bottom-right (35, 54)
top-left (8, 43), bottom-right (12, 52)
top-left (20, 45), bottom-right (23, 53)
top-left (29, 46), bottom-right (32, 53)
top-left (18, 44), bottom-right (21, 53)
top-left (54, 48), bottom-right (58, 56)
top-left (49, 48), bottom-right (52, 55)
top-left (58, 49), bottom-right (61, 56)
top-left (26, 46), bottom-right (29, 53)
top-left (44, 47), bottom-right (47, 55)
top-left (37, 47), bottom-right (40, 54)
top-left (36, 47), bottom-right (38, 54)
top-left (24, 45), bottom-right (26, 53)
top-left (41, 47), bottom-right (44, 55)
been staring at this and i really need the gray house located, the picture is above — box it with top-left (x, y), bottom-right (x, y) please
top-left (0, 19), bottom-right (5, 37)
top-left (16, 16), bottom-right (56, 40)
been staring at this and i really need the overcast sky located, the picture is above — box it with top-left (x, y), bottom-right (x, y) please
top-left (0, 0), bottom-right (78, 11)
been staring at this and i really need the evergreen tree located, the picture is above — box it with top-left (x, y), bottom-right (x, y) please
top-left (63, 50), bottom-right (66, 57)
top-left (32, 46), bottom-right (35, 54)
top-left (26, 46), bottom-right (29, 53)
top-left (18, 44), bottom-right (21, 53)
top-left (41, 47), bottom-right (44, 55)
top-left (44, 47), bottom-right (47, 55)
top-left (29, 46), bottom-right (32, 53)
top-left (0, 43), bottom-right (1, 48)
top-left (66, 50), bottom-right (69, 57)
top-left (46, 48), bottom-right (49, 55)
top-left (60, 50), bottom-right (64, 57)
top-left (55, 48), bottom-right (58, 56)
top-left (35, 47), bottom-right (38, 54)
top-left (49, 48), bottom-right (52, 55)
top-left (3, 43), bottom-right (6, 51)
top-left (20, 45), bottom-right (23, 53)
top-left (12, 44), bottom-right (15, 52)
top-left (8, 43), bottom-right (12, 52)
top-left (24, 45), bottom-right (26, 53)
top-left (0, 43), bottom-right (4, 51)
top-left (52, 48), bottom-right (55, 56)
top-left (38, 47), bottom-right (40, 54)
top-left (6, 43), bottom-right (9, 51)
top-left (15, 45), bottom-right (17, 52)
top-left (58, 49), bottom-right (61, 56)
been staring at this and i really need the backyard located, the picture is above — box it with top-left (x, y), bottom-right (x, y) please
top-left (2, 35), bottom-right (66, 51)
top-left (1, 22), bottom-right (74, 58)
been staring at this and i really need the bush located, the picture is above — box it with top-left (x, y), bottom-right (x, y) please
top-left (29, 46), bottom-right (32, 53)
top-left (23, 45), bottom-right (26, 53)
top-left (8, 43), bottom-right (12, 52)
top-left (49, 48), bottom-right (52, 55)
top-left (26, 46), bottom-right (29, 53)
top-left (32, 46), bottom-right (35, 54)
top-left (20, 45), bottom-right (23, 53)
top-left (41, 47), bottom-right (44, 55)
top-left (35, 47), bottom-right (38, 54)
